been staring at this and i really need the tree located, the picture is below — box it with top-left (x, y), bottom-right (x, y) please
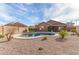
top-left (28, 26), bottom-right (36, 32)
top-left (58, 29), bottom-right (68, 40)
top-left (5, 28), bottom-right (15, 41)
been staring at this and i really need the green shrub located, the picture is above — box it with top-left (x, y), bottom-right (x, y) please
top-left (60, 27), bottom-right (66, 31)
top-left (0, 34), bottom-right (4, 38)
top-left (71, 27), bottom-right (77, 35)
top-left (38, 47), bottom-right (43, 51)
top-left (41, 36), bottom-right (47, 41)
top-left (58, 30), bottom-right (68, 39)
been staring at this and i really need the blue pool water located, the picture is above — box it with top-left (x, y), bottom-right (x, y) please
top-left (21, 32), bottom-right (55, 37)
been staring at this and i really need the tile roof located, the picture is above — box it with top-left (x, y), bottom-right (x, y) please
top-left (47, 20), bottom-right (66, 26)
top-left (36, 20), bottom-right (66, 26)
top-left (4, 22), bottom-right (27, 27)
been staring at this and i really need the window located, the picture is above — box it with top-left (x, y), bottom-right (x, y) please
top-left (39, 26), bottom-right (44, 30)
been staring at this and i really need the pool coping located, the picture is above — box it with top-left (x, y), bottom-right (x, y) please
top-left (13, 32), bottom-right (57, 40)
top-left (13, 34), bottom-right (48, 40)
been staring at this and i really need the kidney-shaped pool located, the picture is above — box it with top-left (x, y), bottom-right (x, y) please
top-left (13, 32), bottom-right (55, 39)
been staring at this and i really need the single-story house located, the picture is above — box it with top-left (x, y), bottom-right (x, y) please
top-left (35, 22), bottom-right (49, 31)
top-left (36, 20), bottom-right (67, 32)
top-left (0, 22), bottom-right (28, 35)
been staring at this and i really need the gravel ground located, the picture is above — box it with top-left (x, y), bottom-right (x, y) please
top-left (0, 35), bottom-right (79, 55)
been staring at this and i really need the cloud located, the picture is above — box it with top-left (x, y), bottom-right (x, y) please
top-left (26, 3), bottom-right (33, 5)
top-left (0, 4), bottom-right (37, 25)
top-left (53, 4), bottom-right (79, 25)
top-left (0, 10), bottom-right (18, 22)
top-left (0, 3), bottom-right (79, 25)
top-left (26, 16), bottom-right (40, 25)
top-left (0, 13), bottom-right (12, 21)
top-left (43, 4), bottom-right (72, 19)
top-left (53, 4), bottom-right (72, 17)
top-left (0, 4), bottom-right (13, 24)
top-left (42, 3), bottom-right (79, 25)
top-left (0, 21), bottom-right (6, 25)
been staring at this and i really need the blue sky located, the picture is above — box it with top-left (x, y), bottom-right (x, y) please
top-left (0, 3), bottom-right (79, 25)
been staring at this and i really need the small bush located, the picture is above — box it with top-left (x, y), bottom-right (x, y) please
top-left (38, 47), bottom-right (43, 51)
top-left (71, 27), bottom-right (77, 35)
top-left (41, 36), bottom-right (47, 41)
top-left (58, 30), bottom-right (68, 40)
top-left (0, 34), bottom-right (4, 38)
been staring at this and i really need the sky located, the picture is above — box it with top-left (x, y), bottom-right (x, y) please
top-left (0, 3), bottom-right (79, 26)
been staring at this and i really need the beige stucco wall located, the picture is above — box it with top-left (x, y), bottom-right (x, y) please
top-left (0, 26), bottom-right (27, 35)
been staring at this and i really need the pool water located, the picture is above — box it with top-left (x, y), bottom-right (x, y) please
top-left (21, 32), bottom-right (55, 37)
top-left (33, 33), bottom-right (54, 36)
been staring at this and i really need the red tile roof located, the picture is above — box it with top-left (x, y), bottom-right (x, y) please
top-left (36, 20), bottom-right (66, 27)
top-left (5, 22), bottom-right (27, 27)
top-left (46, 20), bottom-right (66, 26)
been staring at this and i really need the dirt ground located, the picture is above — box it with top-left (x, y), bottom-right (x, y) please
top-left (0, 35), bottom-right (79, 55)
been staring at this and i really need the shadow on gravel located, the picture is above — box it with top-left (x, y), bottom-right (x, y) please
top-left (55, 38), bottom-right (67, 42)
top-left (0, 40), bottom-right (9, 43)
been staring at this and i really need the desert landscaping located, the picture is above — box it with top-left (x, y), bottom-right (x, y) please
top-left (0, 20), bottom-right (78, 55)
top-left (0, 3), bottom-right (79, 55)
top-left (0, 32), bottom-right (78, 55)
